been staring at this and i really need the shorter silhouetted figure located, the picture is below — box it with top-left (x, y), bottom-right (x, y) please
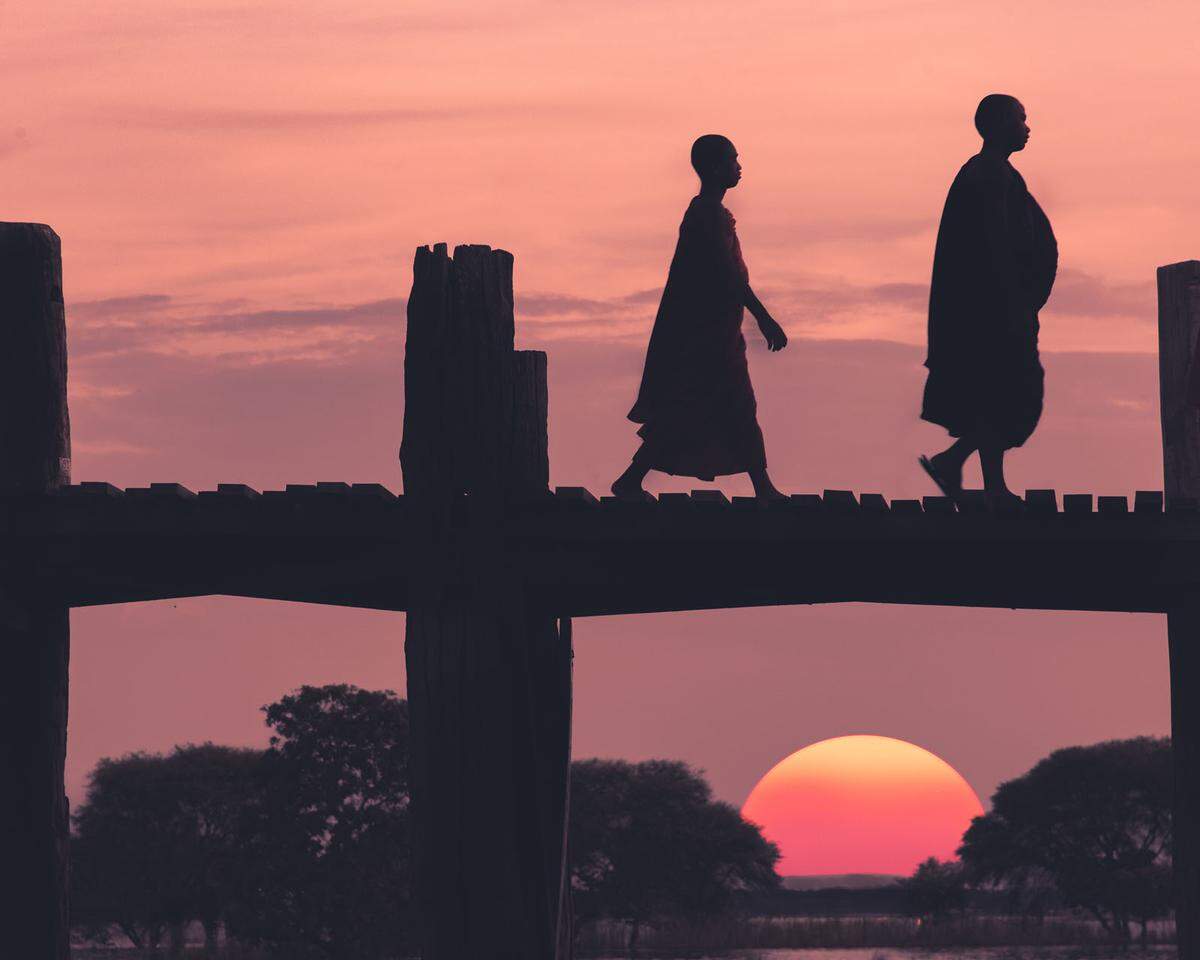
top-left (613, 135), bottom-right (788, 500)
top-left (919, 95), bottom-right (1058, 509)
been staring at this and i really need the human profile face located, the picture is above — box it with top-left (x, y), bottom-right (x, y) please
top-left (715, 143), bottom-right (742, 188)
top-left (1005, 101), bottom-right (1031, 152)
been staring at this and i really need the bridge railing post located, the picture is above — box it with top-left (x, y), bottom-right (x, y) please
top-left (0, 222), bottom-right (72, 959)
top-left (401, 244), bottom-right (571, 960)
top-left (1158, 259), bottom-right (1200, 958)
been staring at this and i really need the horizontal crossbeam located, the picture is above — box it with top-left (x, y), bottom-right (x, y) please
top-left (2, 482), bottom-right (1196, 616)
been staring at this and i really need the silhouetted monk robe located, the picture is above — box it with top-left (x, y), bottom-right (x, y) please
top-left (921, 153), bottom-right (1058, 449)
top-left (628, 195), bottom-right (767, 481)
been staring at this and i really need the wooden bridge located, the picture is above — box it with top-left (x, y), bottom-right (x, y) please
top-left (11, 482), bottom-right (1200, 616)
top-left (3, 226), bottom-right (1200, 959)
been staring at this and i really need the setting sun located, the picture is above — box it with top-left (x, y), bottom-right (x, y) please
top-left (742, 735), bottom-right (984, 877)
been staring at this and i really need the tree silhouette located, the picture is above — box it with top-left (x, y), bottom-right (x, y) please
top-left (959, 736), bottom-right (1172, 941)
top-left (898, 857), bottom-right (967, 922)
top-left (227, 684), bottom-right (411, 960)
top-left (71, 743), bottom-right (262, 955)
top-left (568, 758), bottom-right (779, 953)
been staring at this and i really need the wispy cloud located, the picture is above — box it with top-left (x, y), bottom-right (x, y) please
top-left (103, 106), bottom-right (509, 133)
top-left (1045, 268), bottom-right (1154, 320)
top-left (70, 294), bottom-right (405, 366)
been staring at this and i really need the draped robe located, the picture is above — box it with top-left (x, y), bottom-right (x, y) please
top-left (628, 195), bottom-right (767, 481)
top-left (921, 153), bottom-right (1058, 449)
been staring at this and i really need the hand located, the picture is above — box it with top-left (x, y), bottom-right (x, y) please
top-left (758, 316), bottom-right (788, 352)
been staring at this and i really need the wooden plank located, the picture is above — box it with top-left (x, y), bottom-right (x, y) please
top-left (690, 489), bottom-right (728, 505)
top-left (215, 483), bottom-right (260, 499)
top-left (859, 493), bottom-right (889, 513)
top-left (148, 483), bottom-right (196, 500)
top-left (922, 496), bottom-right (955, 515)
top-left (1134, 490), bottom-right (1164, 514)
top-left (553, 486), bottom-right (598, 506)
top-left (789, 493), bottom-right (822, 511)
top-left (0, 222), bottom-right (71, 960)
top-left (890, 499), bottom-right (923, 516)
top-left (956, 490), bottom-right (987, 514)
top-left (1024, 489), bottom-right (1057, 513)
top-left (1062, 493), bottom-right (1093, 515)
top-left (1097, 495), bottom-right (1129, 514)
top-left (1159, 259), bottom-right (1200, 959)
top-left (77, 482), bottom-right (122, 498)
top-left (511, 351), bottom-right (549, 499)
top-left (350, 482), bottom-right (396, 500)
top-left (822, 489), bottom-right (858, 512)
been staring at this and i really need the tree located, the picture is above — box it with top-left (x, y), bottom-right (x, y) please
top-left (959, 736), bottom-right (1172, 942)
top-left (227, 684), bottom-right (410, 960)
top-left (898, 857), bottom-right (967, 922)
top-left (71, 744), bottom-right (263, 955)
top-left (569, 759), bottom-right (780, 953)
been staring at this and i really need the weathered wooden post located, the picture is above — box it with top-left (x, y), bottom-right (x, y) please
top-left (0, 223), bottom-right (72, 959)
top-left (1158, 259), bottom-right (1200, 958)
top-left (401, 244), bottom-right (573, 959)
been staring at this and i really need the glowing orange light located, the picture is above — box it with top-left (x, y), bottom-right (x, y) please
top-left (741, 735), bottom-right (984, 877)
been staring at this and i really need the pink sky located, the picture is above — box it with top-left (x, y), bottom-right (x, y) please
top-left (7, 2), bottom-right (1197, 848)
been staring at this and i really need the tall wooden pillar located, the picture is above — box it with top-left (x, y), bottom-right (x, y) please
top-left (0, 223), bottom-right (72, 959)
top-left (1158, 259), bottom-right (1200, 958)
top-left (401, 244), bottom-right (573, 959)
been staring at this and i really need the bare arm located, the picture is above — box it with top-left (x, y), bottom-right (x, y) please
top-left (745, 284), bottom-right (787, 352)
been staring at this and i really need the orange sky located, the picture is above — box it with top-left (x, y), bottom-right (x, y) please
top-left (7, 2), bottom-right (1195, 848)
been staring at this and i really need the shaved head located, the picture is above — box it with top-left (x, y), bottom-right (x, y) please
top-left (691, 134), bottom-right (735, 176)
top-left (974, 94), bottom-right (1022, 139)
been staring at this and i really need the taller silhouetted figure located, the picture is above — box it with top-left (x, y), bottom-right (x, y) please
top-left (613, 135), bottom-right (788, 500)
top-left (919, 95), bottom-right (1058, 509)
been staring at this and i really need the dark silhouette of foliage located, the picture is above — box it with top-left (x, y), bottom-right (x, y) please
top-left (959, 736), bottom-right (1172, 941)
top-left (71, 743), bottom-right (263, 955)
top-left (568, 758), bottom-right (780, 953)
top-left (898, 857), bottom-right (967, 921)
top-left (226, 684), bottom-right (410, 960)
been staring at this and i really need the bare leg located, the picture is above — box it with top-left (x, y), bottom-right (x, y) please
top-left (931, 437), bottom-right (975, 489)
top-left (611, 446), bottom-right (652, 499)
top-left (979, 445), bottom-right (1023, 509)
top-left (919, 436), bottom-right (974, 500)
top-left (749, 466), bottom-right (786, 500)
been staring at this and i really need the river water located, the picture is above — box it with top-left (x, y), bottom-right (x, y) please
top-left (596, 949), bottom-right (1177, 960)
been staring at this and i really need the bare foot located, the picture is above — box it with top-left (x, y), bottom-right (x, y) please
top-left (919, 453), bottom-right (964, 500)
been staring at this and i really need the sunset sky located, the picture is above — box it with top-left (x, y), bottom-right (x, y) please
top-left (8, 1), bottom-right (1197, 853)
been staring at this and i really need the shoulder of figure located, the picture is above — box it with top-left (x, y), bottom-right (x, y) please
top-left (957, 154), bottom-right (1014, 196)
top-left (683, 195), bottom-right (724, 227)
top-left (1005, 162), bottom-right (1029, 190)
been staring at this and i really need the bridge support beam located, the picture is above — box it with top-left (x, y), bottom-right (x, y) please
top-left (1158, 259), bottom-right (1200, 958)
top-left (0, 223), bottom-right (72, 959)
top-left (401, 244), bottom-right (572, 959)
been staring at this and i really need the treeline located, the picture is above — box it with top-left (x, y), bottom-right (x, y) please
top-left (897, 736), bottom-right (1173, 944)
top-left (70, 684), bottom-right (780, 959)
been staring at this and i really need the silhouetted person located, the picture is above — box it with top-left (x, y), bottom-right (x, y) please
top-left (613, 135), bottom-right (788, 500)
top-left (919, 95), bottom-right (1058, 509)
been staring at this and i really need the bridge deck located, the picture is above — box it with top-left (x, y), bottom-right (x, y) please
top-left (3, 482), bottom-right (1196, 616)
